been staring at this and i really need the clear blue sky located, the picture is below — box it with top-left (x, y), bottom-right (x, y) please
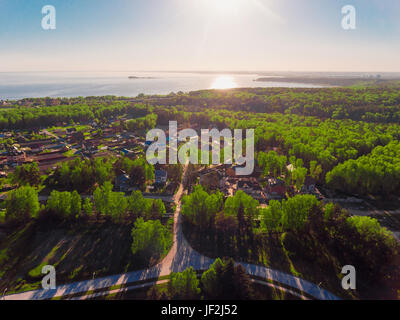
top-left (0, 0), bottom-right (399, 72)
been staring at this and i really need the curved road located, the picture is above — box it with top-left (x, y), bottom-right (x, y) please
top-left (4, 165), bottom-right (340, 300)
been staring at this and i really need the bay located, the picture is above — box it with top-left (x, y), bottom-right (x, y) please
top-left (0, 71), bottom-right (326, 100)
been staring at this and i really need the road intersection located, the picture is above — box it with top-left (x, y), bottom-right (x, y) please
top-left (4, 164), bottom-right (340, 300)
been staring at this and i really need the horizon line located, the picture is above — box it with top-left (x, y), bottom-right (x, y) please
top-left (1, 70), bottom-right (400, 74)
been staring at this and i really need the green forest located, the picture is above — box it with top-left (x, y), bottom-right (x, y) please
top-left (1, 84), bottom-right (400, 299)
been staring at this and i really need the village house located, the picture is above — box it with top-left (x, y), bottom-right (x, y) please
top-left (237, 177), bottom-right (267, 202)
top-left (82, 138), bottom-right (102, 151)
top-left (266, 178), bottom-right (286, 200)
top-left (69, 131), bottom-right (85, 143)
top-left (103, 127), bottom-right (120, 138)
top-left (155, 169), bottom-right (168, 185)
top-left (115, 173), bottom-right (131, 192)
top-left (199, 170), bottom-right (220, 190)
top-left (19, 138), bottom-right (54, 149)
top-left (219, 177), bottom-right (237, 197)
top-left (66, 128), bottom-right (77, 134)
top-left (7, 153), bottom-right (28, 167)
top-left (47, 98), bottom-right (59, 106)
top-left (0, 100), bottom-right (12, 107)
top-left (301, 176), bottom-right (316, 194)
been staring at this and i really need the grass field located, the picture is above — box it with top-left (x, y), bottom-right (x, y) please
top-left (0, 218), bottom-right (170, 295)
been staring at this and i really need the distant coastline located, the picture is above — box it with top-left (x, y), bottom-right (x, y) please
top-left (253, 76), bottom-right (390, 87)
top-left (1, 72), bottom-right (329, 100)
top-left (128, 76), bottom-right (156, 79)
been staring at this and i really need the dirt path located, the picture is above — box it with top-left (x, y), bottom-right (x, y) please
top-left (42, 129), bottom-right (60, 140)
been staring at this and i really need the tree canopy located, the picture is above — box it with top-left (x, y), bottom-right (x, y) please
top-left (131, 218), bottom-right (171, 262)
top-left (5, 186), bottom-right (40, 223)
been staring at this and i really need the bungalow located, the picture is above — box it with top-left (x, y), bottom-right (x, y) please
top-left (66, 128), bottom-right (77, 134)
top-left (237, 179), bottom-right (255, 193)
top-left (226, 164), bottom-right (251, 177)
top-left (115, 174), bottom-right (131, 192)
top-left (301, 176), bottom-right (316, 194)
top-left (266, 178), bottom-right (286, 199)
top-left (69, 131), bottom-right (84, 143)
top-left (103, 127), bottom-right (119, 138)
top-left (19, 139), bottom-right (54, 148)
top-left (199, 171), bottom-right (220, 190)
top-left (219, 178), bottom-right (235, 197)
top-left (155, 170), bottom-right (168, 185)
top-left (1, 100), bottom-right (10, 106)
top-left (33, 152), bottom-right (67, 163)
top-left (83, 139), bottom-right (102, 150)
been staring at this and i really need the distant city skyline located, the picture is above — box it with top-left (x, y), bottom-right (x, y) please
top-left (1, 0), bottom-right (400, 72)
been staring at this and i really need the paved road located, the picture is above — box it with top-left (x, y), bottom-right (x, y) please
top-left (4, 164), bottom-right (340, 300)
top-left (142, 195), bottom-right (174, 203)
top-left (37, 194), bottom-right (174, 203)
top-left (347, 208), bottom-right (400, 217)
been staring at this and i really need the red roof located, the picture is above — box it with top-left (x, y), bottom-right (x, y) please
top-left (34, 153), bottom-right (66, 162)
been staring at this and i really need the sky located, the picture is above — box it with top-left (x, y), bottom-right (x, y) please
top-left (0, 0), bottom-right (400, 72)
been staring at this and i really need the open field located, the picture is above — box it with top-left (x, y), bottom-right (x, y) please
top-left (0, 218), bottom-right (171, 295)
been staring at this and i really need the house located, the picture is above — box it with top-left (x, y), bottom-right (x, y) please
top-left (266, 178), bottom-right (286, 199)
top-left (19, 139), bottom-right (54, 149)
top-left (7, 153), bottom-right (27, 167)
top-left (83, 139), bottom-right (102, 150)
top-left (251, 189), bottom-right (267, 202)
top-left (225, 164), bottom-right (249, 177)
top-left (115, 174), bottom-right (131, 192)
top-left (199, 171), bottom-right (220, 190)
top-left (69, 131), bottom-right (85, 143)
top-left (66, 127), bottom-right (77, 133)
top-left (52, 129), bottom-right (66, 136)
top-left (236, 178), bottom-right (266, 201)
top-left (237, 179), bottom-right (255, 193)
top-left (47, 98), bottom-right (59, 106)
top-left (26, 144), bottom-right (44, 154)
top-left (155, 170), bottom-right (168, 185)
top-left (121, 148), bottom-right (133, 155)
top-left (103, 127), bottom-right (119, 138)
top-left (219, 177), bottom-right (237, 197)
top-left (33, 152), bottom-right (67, 164)
top-left (301, 176), bottom-right (316, 194)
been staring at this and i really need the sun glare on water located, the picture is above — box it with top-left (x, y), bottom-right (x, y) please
top-left (211, 76), bottom-right (238, 90)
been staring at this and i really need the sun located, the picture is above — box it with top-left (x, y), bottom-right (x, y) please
top-left (202, 0), bottom-right (244, 15)
top-left (211, 76), bottom-right (238, 90)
